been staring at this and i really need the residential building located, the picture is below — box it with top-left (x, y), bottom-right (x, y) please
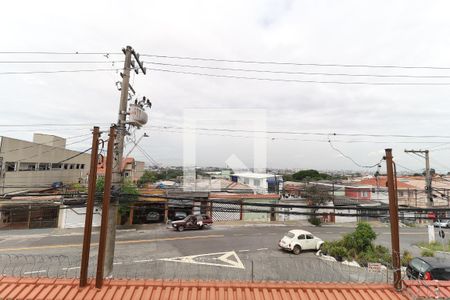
top-left (231, 172), bottom-right (283, 194)
top-left (0, 134), bottom-right (91, 194)
top-left (97, 157), bottom-right (145, 183)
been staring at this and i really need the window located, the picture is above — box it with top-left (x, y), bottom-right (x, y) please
top-left (38, 163), bottom-right (50, 171)
top-left (80, 164), bottom-right (85, 170)
top-left (125, 172), bottom-right (130, 177)
top-left (286, 232), bottom-right (295, 239)
top-left (69, 164), bottom-right (74, 169)
top-left (306, 234), bottom-right (314, 239)
top-left (243, 178), bottom-right (249, 184)
top-left (253, 179), bottom-right (260, 187)
top-left (76, 164), bottom-right (80, 169)
top-left (398, 191), bottom-right (404, 197)
top-left (298, 234), bottom-right (306, 240)
top-left (410, 258), bottom-right (429, 273)
top-left (51, 163), bottom-right (62, 170)
top-left (361, 191), bottom-right (369, 197)
top-left (64, 164), bottom-right (69, 170)
top-left (5, 162), bottom-right (16, 172)
top-left (19, 162), bottom-right (36, 171)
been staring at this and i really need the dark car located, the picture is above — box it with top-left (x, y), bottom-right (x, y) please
top-left (171, 214), bottom-right (213, 232)
top-left (407, 257), bottom-right (450, 280)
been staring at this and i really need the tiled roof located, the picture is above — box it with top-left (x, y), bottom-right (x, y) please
top-left (0, 277), bottom-right (411, 300)
top-left (355, 177), bottom-right (415, 189)
top-left (403, 280), bottom-right (450, 299)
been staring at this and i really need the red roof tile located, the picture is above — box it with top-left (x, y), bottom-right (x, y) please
top-left (0, 277), bottom-right (412, 300)
top-left (355, 177), bottom-right (415, 189)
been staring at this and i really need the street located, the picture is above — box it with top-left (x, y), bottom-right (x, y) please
top-left (0, 223), bottom-right (437, 282)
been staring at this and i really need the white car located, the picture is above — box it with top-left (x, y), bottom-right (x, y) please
top-left (278, 230), bottom-right (324, 255)
top-left (434, 220), bottom-right (450, 228)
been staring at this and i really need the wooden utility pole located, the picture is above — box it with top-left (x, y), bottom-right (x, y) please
top-left (104, 46), bottom-right (147, 277)
top-left (405, 149), bottom-right (432, 206)
top-left (385, 149), bottom-right (402, 291)
top-left (79, 126), bottom-right (100, 287)
top-left (96, 126), bottom-right (115, 288)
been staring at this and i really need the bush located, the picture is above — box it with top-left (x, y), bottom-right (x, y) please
top-left (329, 246), bottom-right (348, 261)
top-left (401, 250), bottom-right (413, 267)
top-left (308, 217), bottom-right (322, 226)
top-left (421, 249), bottom-right (435, 257)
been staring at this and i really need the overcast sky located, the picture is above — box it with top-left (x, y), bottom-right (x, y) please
top-left (1, 0), bottom-right (450, 173)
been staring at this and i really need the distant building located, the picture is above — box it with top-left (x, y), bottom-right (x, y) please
top-left (0, 134), bottom-right (91, 194)
top-left (231, 172), bottom-right (283, 194)
top-left (97, 157), bottom-right (145, 183)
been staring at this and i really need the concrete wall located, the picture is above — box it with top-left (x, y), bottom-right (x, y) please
top-left (0, 136), bottom-right (91, 194)
top-left (58, 206), bottom-right (102, 229)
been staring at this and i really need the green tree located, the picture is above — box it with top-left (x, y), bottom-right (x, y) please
top-left (292, 169), bottom-right (331, 181)
top-left (137, 170), bottom-right (158, 187)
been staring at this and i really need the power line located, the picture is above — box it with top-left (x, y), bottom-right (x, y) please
top-left (0, 51), bottom-right (121, 55)
top-left (146, 67), bottom-right (450, 86)
top-left (0, 123), bottom-right (110, 127)
top-left (0, 68), bottom-right (120, 75)
top-left (145, 61), bottom-right (450, 79)
top-left (0, 61), bottom-right (124, 64)
top-left (142, 53), bottom-right (450, 71)
top-left (147, 124), bottom-right (450, 139)
top-left (328, 137), bottom-right (384, 169)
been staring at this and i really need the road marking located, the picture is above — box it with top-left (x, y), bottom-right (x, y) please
top-left (238, 249), bottom-right (249, 252)
top-left (256, 248), bottom-right (268, 251)
top-left (24, 270), bottom-right (46, 275)
top-left (0, 234), bottom-right (225, 252)
top-left (133, 259), bottom-right (153, 263)
top-left (113, 262), bottom-right (123, 265)
top-left (62, 267), bottom-right (80, 271)
top-left (160, 251), bottom-right (245, 269)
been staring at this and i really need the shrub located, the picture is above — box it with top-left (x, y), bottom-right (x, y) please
top-left (308, 217), bottom-right (322, 226)
top-left (401, 250), bottom-right (413, 267)
top-left (421, 249), bottom-right (435, 257)
top-left (329, 246), bottom-right (348, 261)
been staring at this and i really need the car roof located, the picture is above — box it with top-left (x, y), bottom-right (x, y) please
top-left (416, 257), bottom-right (450, 268)
top-left (288, 230), bottom-right (312, 235)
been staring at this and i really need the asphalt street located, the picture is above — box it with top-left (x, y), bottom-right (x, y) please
top-left (0, 223), bottom-right (441, 282)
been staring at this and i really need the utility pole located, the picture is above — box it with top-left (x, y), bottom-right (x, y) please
top-left (385, 149), bottom-right (402, 291)
top-left (405, 149), bottom-right (432, 206)
top-left (104, 46), bottom-right (147, 277)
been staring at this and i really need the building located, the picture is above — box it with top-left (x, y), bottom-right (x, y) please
top-left (231, 172), bottom-right (283, 194)
top-left (97, 157), bottom-right (145, 183)
top-left (0, 134), bottom-right (91, 194)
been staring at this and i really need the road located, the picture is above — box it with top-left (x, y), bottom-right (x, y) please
top-left (0, 223), bottom-right (439, 282)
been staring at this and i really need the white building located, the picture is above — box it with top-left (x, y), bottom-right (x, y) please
top-left (231, 172), bottom-right (283, 194)
top-left (0, 133), bottom-right (91, 194)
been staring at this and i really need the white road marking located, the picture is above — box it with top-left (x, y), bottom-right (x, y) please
top-left (113, 262), bottom-right (123, 265)
top-left (62, 267), bottom-right (80, 271)
top-left (256, 248), bottom-right (268, 251)
top-left (24, 270), bottom-right (46, 275)
top-left (133, 259), bottom-right (154, 263)
top-left (160, 251), bottom-right (245, 269)
top-left (238, 249), bottom-right (249, 252)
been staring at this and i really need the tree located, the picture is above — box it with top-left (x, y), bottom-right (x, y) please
top-left (137, 170), bottom-right (158, 187)
top-left (301, 184), bottom-right (333, 226)
top-left (292, 169), bottom-right (331, 181)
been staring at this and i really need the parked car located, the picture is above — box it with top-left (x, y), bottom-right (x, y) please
top-left (171, 214), bottom-right (213, 232)
top-left (406, 257), bottom-right (450, 280)
top-left (278, 230), bottom-right (324, 255)
top-left (434, 220), bottom-right (450, 228)
top-left (146, 211), bottom-right (160, 222)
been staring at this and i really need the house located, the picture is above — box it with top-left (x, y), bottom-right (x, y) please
top-left (231, 172), bottom-right (283, 194)
top-left (0, 134), bottom-right (91, 194)
top-left (97, 157), bottom-right (145, 183)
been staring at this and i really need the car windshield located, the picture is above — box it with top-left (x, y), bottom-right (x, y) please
top-left (285, 232), bottom-right (295, 239)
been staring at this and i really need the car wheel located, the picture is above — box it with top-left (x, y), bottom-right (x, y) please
top-left (178, 225), bottom-right (185, 232)
top-left (293, 245), bottom-right (301, 255)
top-left (200, 225), bottom-right (205, 230)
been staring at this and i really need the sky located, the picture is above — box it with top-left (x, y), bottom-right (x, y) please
top-left (1, 0), bottom-right (450, 174)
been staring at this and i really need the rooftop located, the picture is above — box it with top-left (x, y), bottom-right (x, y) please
top-left (0, 277), bottom-right (412, 300)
